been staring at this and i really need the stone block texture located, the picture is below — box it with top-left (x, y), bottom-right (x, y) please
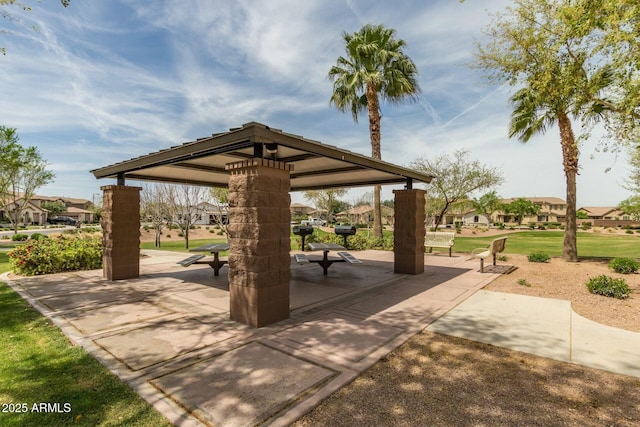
top-left (225, 159), bottom-right (293, 327)
top-left (101, 185), bottom-right (141, 280)
top-left (393, 189), bottom-right (426, 274)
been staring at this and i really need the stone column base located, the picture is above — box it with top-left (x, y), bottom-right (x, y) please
top-left (393, 189), bottom-right (426, 274)
top-left (226, 159), bottom-right (292, 327)
top-left (101, 185), bottom-right (141, 280)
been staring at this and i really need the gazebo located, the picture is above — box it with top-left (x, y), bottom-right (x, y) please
top-left (91, 122), bottom-right (433, 327)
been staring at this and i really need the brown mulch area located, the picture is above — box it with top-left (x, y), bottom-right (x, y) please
top-left (294, 254), bottom-right (640, 426)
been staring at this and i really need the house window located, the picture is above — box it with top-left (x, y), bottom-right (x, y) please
top-left (474, 215), bottom-right (479, 223)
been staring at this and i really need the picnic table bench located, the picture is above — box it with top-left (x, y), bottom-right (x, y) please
top-left (177, 243), bottom-right (230, 276)
top-left (296, 243), bottom-right (361, 275)
top-left (425, 231), bottom-right (455, 257)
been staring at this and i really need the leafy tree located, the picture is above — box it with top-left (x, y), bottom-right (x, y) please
top-left (623, 147), bottom-right (640, 194)
top-left (331, 199), bottom-right (351, 218)
top-left (503, 198), bottom-right (541, 226)
top-left (41, 200), bottom-right (66, 217)
top-left (329, 23), bottom-right (420, 239)
top-left (303, 189), bottom-right (347, 224)
top-left (472, 191), bottom-right (503, 223)
top-left (0, 125), bottom-right (20, 197)
top-left (576, 210), bottom-right (590, 220)
top-left (618, 196), bottom-right (640, 221)
top-left (409, 150), bottom-right (504, 230)
top-left (474, 0), bottom-right (640, 262)
top-left (0, 126), bottom-right (54, 233)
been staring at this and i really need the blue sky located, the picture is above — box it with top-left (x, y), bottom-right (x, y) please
top-left (1, 0), bottom-right (631, 208)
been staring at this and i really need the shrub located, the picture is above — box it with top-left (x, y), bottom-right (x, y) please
top-left (29, 233), bottom-right (48, 241)
top-left (626, 229), bottom-right (634, 234)
top-left (586, 275), bottom-right (631, 299)
top-left (527, 251), bottom-right (550, 263)
top-left (9, 235), bottom-right (102, 276)
top-left (517, 279), bottom-right (532, 287)
top-left (608, 258), bottom-right (639, 274)
top-left (11, 233), bottom-right (28, 241)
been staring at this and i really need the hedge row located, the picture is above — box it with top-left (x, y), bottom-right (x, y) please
top-left (9, 235), bottom-right (102, 276)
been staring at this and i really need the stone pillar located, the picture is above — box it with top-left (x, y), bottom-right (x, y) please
top-left (101, 185), bottom-right (141, 280)
top-left (393, 189), bottom-right (426, 274)
top-left (225, 159), bottom-right (292, 328)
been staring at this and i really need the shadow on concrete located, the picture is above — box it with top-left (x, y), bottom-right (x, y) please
top-left (4, 251), bottom-right (500, 426)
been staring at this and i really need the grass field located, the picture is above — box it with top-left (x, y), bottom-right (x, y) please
top-left (448, 231), bottom-right (640, 259)
top-left (0, 283), bottom-right (172, 427)
top-left (140, 230), bottom-right (640, 258)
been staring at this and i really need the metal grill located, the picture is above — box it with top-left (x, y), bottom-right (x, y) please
top-left (292, 225), bottom-right (314, 251)
top-left (334, 225), bottom-right (357, 248)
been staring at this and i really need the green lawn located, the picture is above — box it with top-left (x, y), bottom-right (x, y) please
top-left (0, 252), bottom-right (10, 274)
top-left (0, 283), bottom-right (172, 427)
top-left (140, 238), bottom-right (227, 252)
top-left (447, 231), bottom-right (640, 259)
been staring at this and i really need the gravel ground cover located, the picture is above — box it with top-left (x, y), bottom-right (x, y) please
top-left (295, 254), bottom-right (640, 426)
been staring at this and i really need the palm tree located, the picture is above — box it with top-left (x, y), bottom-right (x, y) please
top-left (508, 76), bottom-right (611, 261)
top-left (328, 24), bottom-right (420, 238)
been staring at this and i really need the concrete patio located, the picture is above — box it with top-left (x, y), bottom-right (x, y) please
top-left (4, 249), bottom-right (498, 426)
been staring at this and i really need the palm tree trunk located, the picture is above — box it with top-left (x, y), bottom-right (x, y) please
top-left (366, 82), bottom-right (383, 239)
top-left (558, 110), bottom-right (579, 262)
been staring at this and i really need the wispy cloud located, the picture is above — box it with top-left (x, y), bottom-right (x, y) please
top-left (0, 0), bottom-right (630, 206)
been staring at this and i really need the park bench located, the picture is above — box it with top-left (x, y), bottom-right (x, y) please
top-left (177, 254), bottom-right (205, 267)
top-left (294, 253), bottom-right (310, 264)
top-left (177, 243), bottom-right (230, 276)
top-left (471, 237), bottom-right (508, 273)
top-left (424, 231), bottom-right (456, 257)
top-left (337, 251), bottom-right (362, 264)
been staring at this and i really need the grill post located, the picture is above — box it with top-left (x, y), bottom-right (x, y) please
top-left (334, 225), bottom-right (357, 249)
top-left (292, 225), bottom-right (314, 251)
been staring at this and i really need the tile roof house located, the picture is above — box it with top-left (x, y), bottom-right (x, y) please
top-left (577, 206), bottom-right (629, 220)
top-left (494, 197), bottom-right (567, 224)
top-left (336, 204), bottom-right (395, 225)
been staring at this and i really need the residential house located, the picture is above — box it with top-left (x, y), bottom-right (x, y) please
top-left (577, 206), bottom-right (639, 227)
top-left (30, 195), bottom-right (95, 223)
top-left (185, 202), bottom-right (228, 226)
top-left (577, 206), bottom-right (628, 220)
top-left (1, 193), bottom-right (96, 226)
top-left (0, 198), bottom-right (49, 226)
top-left (290, 203), bottom-right (315, 217)
top-left (335, 205), bottom-right (394, 226)
top-left (461, 211), bottom-right (491, 226)
top-left (494, 197), bottom-right (567, 224)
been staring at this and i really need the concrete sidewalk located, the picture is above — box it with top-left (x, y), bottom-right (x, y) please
top-left (427, 290), bottom-right (640, 378)
top-left (3, 250), bottom-right (640, 426)
top-left (3, 250), bottom-right (497, 426)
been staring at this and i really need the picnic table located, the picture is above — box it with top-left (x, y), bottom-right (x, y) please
top-left (296, 242), bottom-right (361, 275)
top-left (179, 243), bottom-right (230, 276)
